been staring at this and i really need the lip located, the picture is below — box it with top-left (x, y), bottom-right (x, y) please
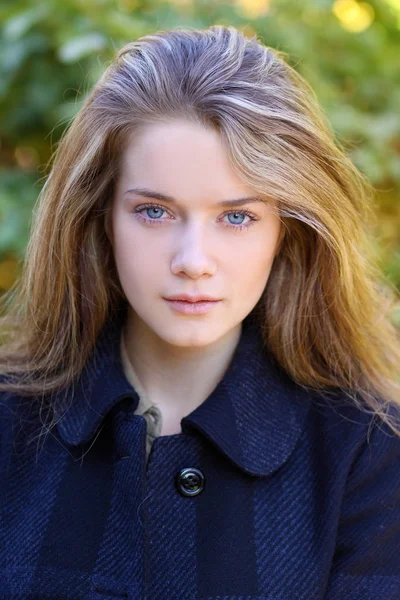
top-left (164, 298), bottom-right (221, 315)
top-left (163, 294), bottom-right (221, 303)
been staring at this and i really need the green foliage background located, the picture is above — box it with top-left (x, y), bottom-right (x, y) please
top-left (0, 0), bottom-right (399, 307)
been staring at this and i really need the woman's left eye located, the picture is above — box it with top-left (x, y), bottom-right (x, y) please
top-left (133, 204), bottom-right (259, 231)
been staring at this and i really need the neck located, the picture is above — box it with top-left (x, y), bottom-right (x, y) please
top-left (122, 308), bottom-right (242, 418)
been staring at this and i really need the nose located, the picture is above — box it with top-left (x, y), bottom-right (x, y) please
top-left (170, 220), bottom-right (217, 278)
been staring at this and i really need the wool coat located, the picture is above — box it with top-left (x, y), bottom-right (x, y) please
top-left (1, 307), bottom-right (400, 600)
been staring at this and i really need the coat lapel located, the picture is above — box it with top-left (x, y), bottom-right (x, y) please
top-left (56, 306), bottom-right (312, 477)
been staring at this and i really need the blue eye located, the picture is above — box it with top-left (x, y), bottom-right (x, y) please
top-left (133, 204), bottom-right (259, 231)
top-left (142, 206), bottom-right (164, 219)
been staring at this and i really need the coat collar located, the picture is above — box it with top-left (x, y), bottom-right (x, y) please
top-left (56, 306), bottom-right (312, 477)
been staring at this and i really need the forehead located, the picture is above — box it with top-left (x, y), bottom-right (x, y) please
top-left (117, 120), bottom-right (267, 205)
top-left (119, 120), bottom-right (228, 170)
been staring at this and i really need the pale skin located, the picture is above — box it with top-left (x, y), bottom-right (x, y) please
top-left (110, 118), bottom-right (283, 436)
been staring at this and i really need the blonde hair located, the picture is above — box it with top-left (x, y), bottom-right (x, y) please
top-left (1, 25), bottom-right (399, 436)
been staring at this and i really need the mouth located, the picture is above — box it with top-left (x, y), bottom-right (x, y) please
top-left (163, 295), bottom-right (221, 303)
top-left (163, 298), bottom-right (221, 315)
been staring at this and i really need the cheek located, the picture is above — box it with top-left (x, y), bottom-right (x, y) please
top-left (227, 233), bottom-right (278, 277)
top-left (112, 220), bottom-right (162, 294)
top-left (225, 235), bottom-right (278, 306)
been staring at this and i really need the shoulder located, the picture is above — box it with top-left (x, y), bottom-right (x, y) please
top-left (0, 386), bottom-right (49, 462)
top-left (306, 387), bottom-right (400, 478)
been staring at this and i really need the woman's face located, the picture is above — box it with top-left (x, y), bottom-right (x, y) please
top-left (111, 118), bottom-right (282, 348)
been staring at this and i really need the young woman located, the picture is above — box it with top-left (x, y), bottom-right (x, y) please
top-left (1, 25), bottom-right (399, 600)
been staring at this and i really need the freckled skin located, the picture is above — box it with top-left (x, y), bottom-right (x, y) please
top-left (110, 118), bottom-right (282, 424)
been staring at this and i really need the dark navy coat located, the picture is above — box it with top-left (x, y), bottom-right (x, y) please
top-left (1, 307), bottom-right (400, 599)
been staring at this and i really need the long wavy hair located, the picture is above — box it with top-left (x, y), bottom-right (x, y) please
top-left (1, 25), bottom-right (399, 437)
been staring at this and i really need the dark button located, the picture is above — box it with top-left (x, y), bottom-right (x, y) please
top-left (175, 467), bottom-right (205, 497)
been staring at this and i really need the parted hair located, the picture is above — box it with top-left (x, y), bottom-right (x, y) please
top-left (1, 25), bottom-right (399, 436)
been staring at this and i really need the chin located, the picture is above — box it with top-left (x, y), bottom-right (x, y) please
top-left (158, 321), bottom-right (222, 348)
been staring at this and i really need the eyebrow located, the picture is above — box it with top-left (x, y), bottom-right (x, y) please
top-left (123, 187), bottom-right (269, 208)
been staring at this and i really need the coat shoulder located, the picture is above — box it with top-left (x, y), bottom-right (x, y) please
top-left (306, 387), bottom-right (400, 467)
top-left (0, 386), bottom-right (50, 462)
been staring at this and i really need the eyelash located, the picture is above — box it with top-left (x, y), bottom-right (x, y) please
top-left (133, 203), bottom-right (259, 232)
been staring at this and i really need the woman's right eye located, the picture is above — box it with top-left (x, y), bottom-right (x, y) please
top-left (133, 204), bottom-right (170, 225)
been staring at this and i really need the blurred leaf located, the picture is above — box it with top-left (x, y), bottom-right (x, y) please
top-left (58, 32), bottom-right (108, 63)
top-left (0, 257), bottom-right (19, 291)
top-left (2, 5), bottom-right (50, 40)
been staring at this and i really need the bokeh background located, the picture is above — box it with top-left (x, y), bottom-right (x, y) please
top-left (1, 0), bottom-right (399, 323)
